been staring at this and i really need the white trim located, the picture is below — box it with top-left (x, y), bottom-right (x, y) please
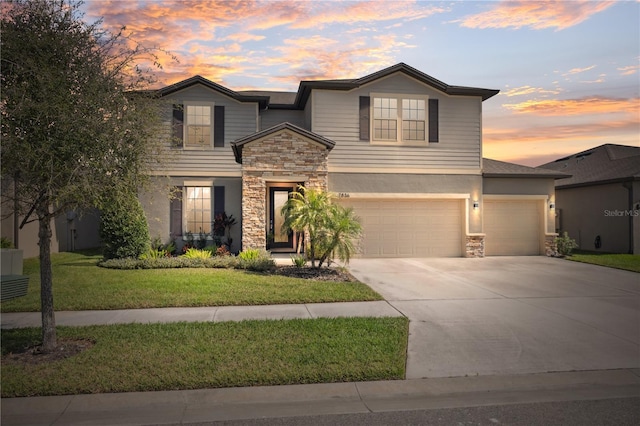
top-left (184, 101), bottom-right (215, 150)
top-left (483, 194), bottom-right (548, 200)
top-left (263, 176), bottom-right (308, 183)
top-left (328, 166), bottom-right (482, 175)
top-left (339, 192), bottom-right (470, 200)
top-left (370, 92), bottom-right (429, 145)
top-left (149, 170), bottom-right (243, 177)
top-left (182, 180), bottom-right (214, 187)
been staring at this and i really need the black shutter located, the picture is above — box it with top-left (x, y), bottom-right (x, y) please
top-left (170, 187), bottom-right (183, 237)
top-left (214, 186), bottom-right (225, 217)
top-left (428, 99), bottom-right (439, 143)
top-left (214, 105), bottom-right (225, 147)
top-left (359, 96), bottom-right (370, 141)
top-left (172, 104), bottom-right (184, 148)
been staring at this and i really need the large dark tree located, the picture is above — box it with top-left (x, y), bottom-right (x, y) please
top-left (1, 0), bottom-right (167, 351)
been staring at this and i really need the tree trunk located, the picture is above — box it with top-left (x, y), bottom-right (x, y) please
top-left (38, 204), bottom-right (56, 352)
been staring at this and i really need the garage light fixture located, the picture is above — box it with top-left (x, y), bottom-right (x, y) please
top-left (549, 202), bottom-right (555, 210)
top-left (473, 200), bottom-right (479, 210)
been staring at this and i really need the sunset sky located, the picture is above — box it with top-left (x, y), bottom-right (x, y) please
top-left (83, 0), bottom-right (639, 166)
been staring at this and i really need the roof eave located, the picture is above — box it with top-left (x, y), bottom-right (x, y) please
top-left (555, 175), bottom-right (640, 189)
top-left (231, 122), bottom-right (335, 164)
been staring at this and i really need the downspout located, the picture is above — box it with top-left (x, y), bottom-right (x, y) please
top-left (13, 172), bottom-right (19, 248)
top-left (623, 180), bottom-right (634, 254)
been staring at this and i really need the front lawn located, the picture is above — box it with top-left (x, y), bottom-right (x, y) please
top-left (1, 317), bottom-right (409, 397)
top-left (0, 252), bottom-right (382, 312)
top-left (567, 251), bottom-right (640, 273)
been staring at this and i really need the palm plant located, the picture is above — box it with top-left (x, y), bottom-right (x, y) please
top-left (281, 186), bottom-right (361, 268)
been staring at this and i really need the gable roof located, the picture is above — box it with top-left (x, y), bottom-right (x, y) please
top-left (231, 122), bottom-right (335, 164)
top-left (288, 62), bottom-right (500, 109)
top-left (156, 75), bottom-right (270, 109)
top-left (157, 63), bottom-right (499, 110)
top-left (538, 144), bottom-right (640, 188)
top-left (483, 158), bottom-right (570, 179)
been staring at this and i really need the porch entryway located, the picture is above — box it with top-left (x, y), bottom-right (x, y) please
top-left (267, 184), bottom-right (299, 252)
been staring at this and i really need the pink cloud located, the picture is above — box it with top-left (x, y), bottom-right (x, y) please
top-left (503, 96), bottom-right (639, 116)
top-left (457, 0), bottom-right (614, 31)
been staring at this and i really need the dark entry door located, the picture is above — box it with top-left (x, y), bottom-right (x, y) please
top-left (269, 187), bottom-right (294, 250)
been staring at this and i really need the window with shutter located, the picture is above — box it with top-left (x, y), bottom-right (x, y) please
top-left (363, 93), bottom-right (437, 145)
top-left (174, 102), bottom-right (223, 149)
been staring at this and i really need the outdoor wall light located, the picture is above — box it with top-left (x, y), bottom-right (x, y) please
top-left (549, 202), bottom-right (555, 210)
top-left (473, 200), bottom-right (479, 210)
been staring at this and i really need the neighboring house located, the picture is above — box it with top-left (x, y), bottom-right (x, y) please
top-left (140, 63), bottom-right (567, 258)
top-left (539, 144), bottom-right (640, 254)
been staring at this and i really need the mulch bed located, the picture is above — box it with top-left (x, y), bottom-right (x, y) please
top-left (270, 265), bottom-right (357, 282)
top-left (3, 338), bottom-right (95, 366)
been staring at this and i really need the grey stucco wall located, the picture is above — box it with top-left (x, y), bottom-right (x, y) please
top-left (328, 172), bottom-right (482, 234)
top-left (556, 182), bottom-right (636, 254)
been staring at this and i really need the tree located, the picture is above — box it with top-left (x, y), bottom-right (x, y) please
top-left (1, 0), bottom-right (167, 351)
top-left (281, 186), bottom-right (361, 268)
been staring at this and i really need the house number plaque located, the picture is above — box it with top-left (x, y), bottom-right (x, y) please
top-left (338, 193), bottom-right (351, 198)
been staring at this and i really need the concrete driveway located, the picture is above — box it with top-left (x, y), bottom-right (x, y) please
top-left (348, 256), bottom-right (640, 379)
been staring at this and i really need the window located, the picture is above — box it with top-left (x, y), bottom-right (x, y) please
top-left (184, 186), bottom-right (211, 234)
top-left (172, 103), bottom-right (224, 149)
top-left (373, 97), bottom-right (397, 140)
top-left (370, 94), bottom-right (429, 144)
top-left (185, 104), bottom-right (213, 148)
top-left (402, 99), bottom-right (426, 141)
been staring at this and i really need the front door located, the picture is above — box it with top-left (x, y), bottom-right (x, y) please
top-left (268, 187), bottom-right (294, 250)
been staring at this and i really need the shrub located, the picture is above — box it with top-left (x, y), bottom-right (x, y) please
top-left (1, 237), bottom-right (13, 248)
top-left (99, 255), bottom-right (238, 269)
top-left (291, 254), bottom-right (306, 268)
top-left (182, 248), bottom-right (212, 259)
top-left (139, 248), bottom-right (169, 260)
top-left (100, 192), bottom-right (150, 259)
top-left (238, 248), bottom-right (275, 272)
top-left (215, 246), bottom-right (230, 257)
top-left (555, 232), bottom-right (578, 256)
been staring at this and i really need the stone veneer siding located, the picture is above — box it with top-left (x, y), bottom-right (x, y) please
top-left (241, 130), bottom-right (330, 250)
top-left (465, 235), bottom-right (485, 258)
top-left (545, 234), bottom-right (558, 257)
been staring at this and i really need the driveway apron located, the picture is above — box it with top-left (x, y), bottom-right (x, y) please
top-left (348, 257), bottom-right (640, 379)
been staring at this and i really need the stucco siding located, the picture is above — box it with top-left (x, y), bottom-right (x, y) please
top-left (312, 73), bottom-right (482, 171)
top-left (139, 176), bottom-right (243, 252)
top-left (483, 177), bottom-right (555, 196)
top-left (329, 172), bottom-right (482, 234)
top-left (556, 183), bottom-right (634, 254)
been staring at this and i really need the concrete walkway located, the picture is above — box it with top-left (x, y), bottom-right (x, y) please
top-left (0, 301), bottom-right (402, 329)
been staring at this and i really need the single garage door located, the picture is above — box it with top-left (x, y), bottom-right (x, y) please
top-left (338, 199), bottom-right (463, 257)
top-left (484, 200), bottom-right (542, 256)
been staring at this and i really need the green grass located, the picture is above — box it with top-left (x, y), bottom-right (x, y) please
top-left (1, 252), bottom-right (382, 312)
top-left (567, 250), bottom-right (640, 273)
top-left (1, 317), bottom-right (409, 397)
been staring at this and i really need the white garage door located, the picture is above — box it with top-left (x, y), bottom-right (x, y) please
top-left (339, 199), bottom-right (463, 257)
top-left (484, 200), bottom-right (542, 256)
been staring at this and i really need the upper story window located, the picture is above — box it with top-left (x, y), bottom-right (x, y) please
top-left (172, 102), bottom-right (225, 149)
top-left (186, 105), bottom-right (212, 148)
top-left (370, 93), bottom-right (429, 144)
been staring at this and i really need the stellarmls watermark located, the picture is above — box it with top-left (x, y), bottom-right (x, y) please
top-left (604, 209), bottom-right (640, 217)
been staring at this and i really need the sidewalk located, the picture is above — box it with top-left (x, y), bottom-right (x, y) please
top-left (1, 301), bottom-right (402, 329)
top-left (2, 369), bottom-right (639, 425)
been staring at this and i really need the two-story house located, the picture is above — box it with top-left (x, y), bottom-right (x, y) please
top-left (140, 63), bottom-right (566, 258)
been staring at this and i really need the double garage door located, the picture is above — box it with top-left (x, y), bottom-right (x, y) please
top-left (339, 198), bottom-right (543, 257)
top-left (338, 199), bottom-right (463, 257)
